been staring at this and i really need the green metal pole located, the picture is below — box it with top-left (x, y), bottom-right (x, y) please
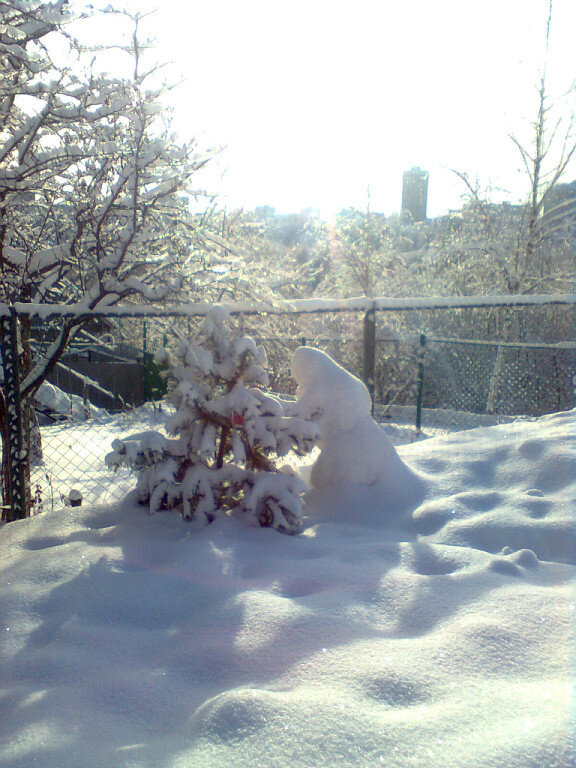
top-left (142, 320), bottom-right (149, 402)
top-left (0, 311), bottom-right (29, 521)
top-left (415, 333), bottom-right (426, 432)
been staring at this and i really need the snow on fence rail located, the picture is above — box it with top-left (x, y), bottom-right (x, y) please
top-left (2, 292), bottom-right (576, 319)
top-left (1, 294), bottom-right (575, 521)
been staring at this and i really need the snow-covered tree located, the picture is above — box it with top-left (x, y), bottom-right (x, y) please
top-left (0, 2), bottom-right (216, 371)
top-left (106, 310), bottom-right (319, 534)
top-left (0, 2), bottom-right (221, 518)
top-left (327, 207), bottom-right (401, 298)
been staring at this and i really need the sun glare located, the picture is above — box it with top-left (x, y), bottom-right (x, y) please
top-left (98, 0), bottom-right (575, 217)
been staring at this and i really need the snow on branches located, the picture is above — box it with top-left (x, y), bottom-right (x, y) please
top-left (106, 309), bottom-right (319, 534)
top-left (0, 1), bottom-right (221, 406)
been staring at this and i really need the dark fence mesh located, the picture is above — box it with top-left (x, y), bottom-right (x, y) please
top-left (422, 341), bottom-right (575, 416)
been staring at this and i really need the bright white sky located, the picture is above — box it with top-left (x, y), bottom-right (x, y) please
top-left (118, 0), bottom-right (574, 218)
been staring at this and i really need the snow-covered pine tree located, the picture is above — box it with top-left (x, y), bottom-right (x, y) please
top-left (106, 309), bottom-right (319, 534)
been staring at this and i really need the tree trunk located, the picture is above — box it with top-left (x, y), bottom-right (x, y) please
top-left (0, 314), bottom-right (30, 520)
top-left (0, 388), bottom-right (12, 517)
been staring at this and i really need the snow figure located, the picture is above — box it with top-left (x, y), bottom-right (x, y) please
top-left (289, 347), bottom-right (425, 511)
top-left (106, 309), bottom-right (319, 534)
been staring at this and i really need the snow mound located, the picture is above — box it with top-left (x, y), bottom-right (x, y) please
top-left (290, 346), bottom-right (425, 510)
top-left (290, 345), bottom-right (373, 437)
top-left (405, 408), bottom-right (576, 564)
top-left (0, 410), bottom-right (574, 768)
top-left (35, 380), bottom-right (108, 422)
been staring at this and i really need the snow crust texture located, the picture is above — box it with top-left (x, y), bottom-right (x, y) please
top-left (0, 410), bottom-right (574, 768)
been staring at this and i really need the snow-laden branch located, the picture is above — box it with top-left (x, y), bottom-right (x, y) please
top-left (19, 314), bottom-right (89, 400)
top-left (1, 243), bottom-right (70, 273)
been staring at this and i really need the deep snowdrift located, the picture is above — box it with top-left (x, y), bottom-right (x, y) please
top-left (0, 410), bottom-right (574, 768)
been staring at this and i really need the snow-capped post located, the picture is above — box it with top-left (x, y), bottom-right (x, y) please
top-left (67, 490), bottom-right (83, 508)
top-left (362, 308), bottom-right (376, 415)
top-left (0, 311), bottom-right (29, 521)
top-left (106, 309), bottom-right (320, 534)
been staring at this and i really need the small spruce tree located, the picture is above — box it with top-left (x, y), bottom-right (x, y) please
top-left (106, 309), bottom-right (319, 533)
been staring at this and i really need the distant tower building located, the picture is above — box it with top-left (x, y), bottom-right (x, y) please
top-left (401, 167), bottom-right (429, 223)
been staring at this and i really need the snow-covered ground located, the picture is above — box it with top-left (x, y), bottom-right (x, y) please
top-left (1, 408), bottom-right (574, 768)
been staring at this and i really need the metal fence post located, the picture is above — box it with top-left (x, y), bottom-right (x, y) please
top-left (415, 333), bottom-right (426, 432)
top-left (0, 310), bottom-right (29, 521)
top-left (363, 308), bottom-right (376, 414)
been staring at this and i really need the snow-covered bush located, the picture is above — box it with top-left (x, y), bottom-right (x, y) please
top-left (106, 310), bottom-right (319, 534)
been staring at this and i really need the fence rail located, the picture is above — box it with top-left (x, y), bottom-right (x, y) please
top-left (2, 292), bottom-right (576, 320)
top-left (1, 294), bottom-right (575, 520)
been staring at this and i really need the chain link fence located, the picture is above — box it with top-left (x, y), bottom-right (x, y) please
top-left (420, 337), bottom-right (576, 416)
top-left (31, 404), bottom-right (167, 514)
top-left (2, 299), bottom-right (575, 517)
